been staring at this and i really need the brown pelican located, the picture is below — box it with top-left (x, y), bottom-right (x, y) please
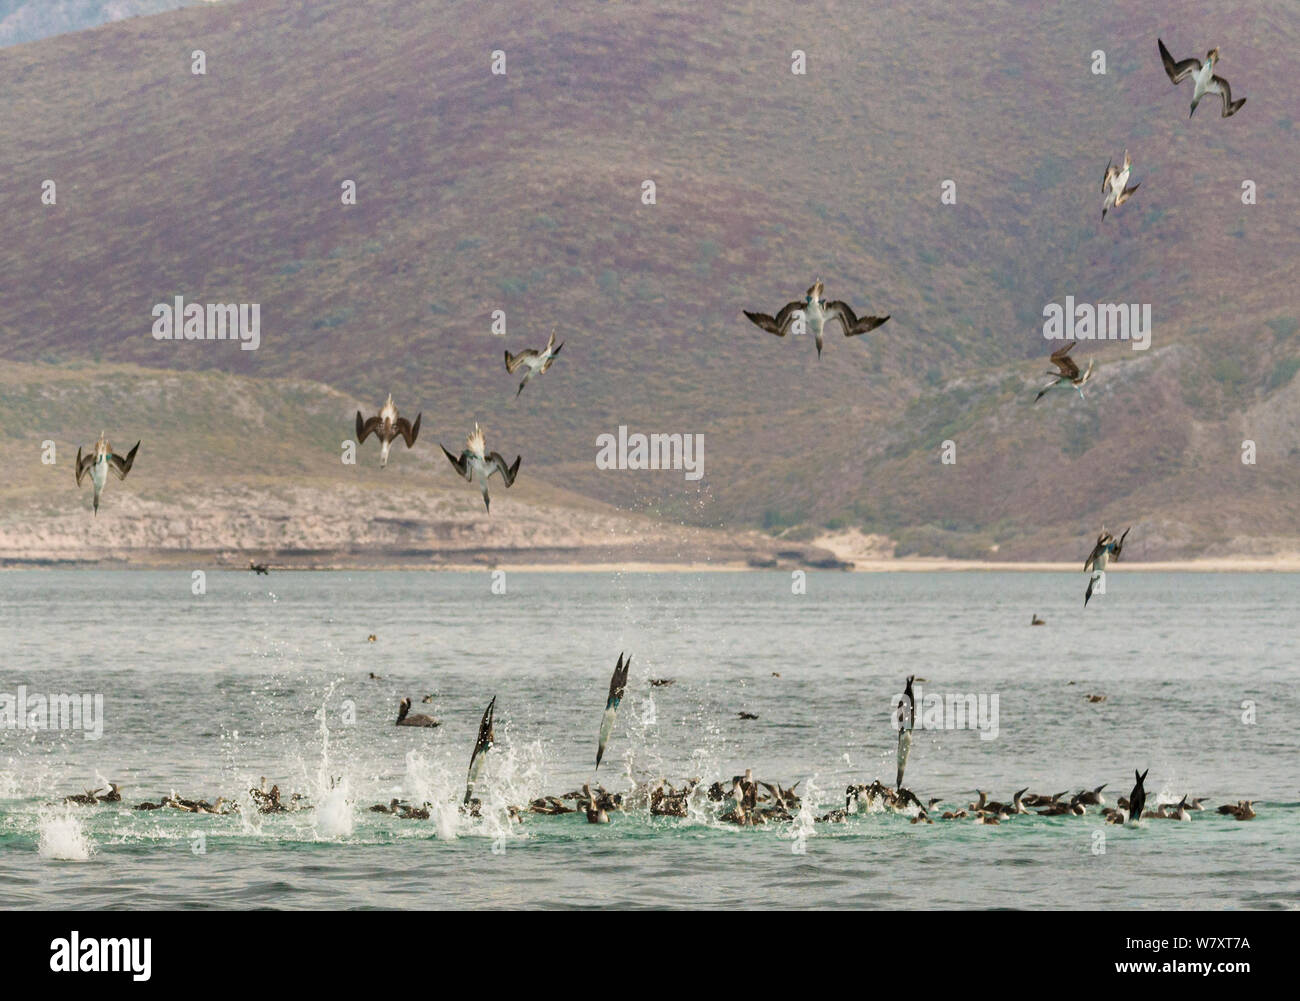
top-left (440, 424), bottom-right (521, 512)
top-left (1035, 343), bottom-right (1095, 402)
top-left (504, 327), bottom-right (563, 397)
top-left (395, 697), bottom-right (440, 728)
top-left (75, 432), bottom-right (140, 515)
top-left (1158, 39), bottom-right (1246, 118)
top-left (355, 394), bottom-right (421, 467)
top-left (743, 279), bottom-right (890, 359)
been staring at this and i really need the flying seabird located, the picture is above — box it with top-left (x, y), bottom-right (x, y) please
top-left (1034, 343), bottom-right (1095, 402)
top-left (743, 279), bottom-right (890, 359)
top-left (440, 424), bottom-right (521, 512)
top-left (1084, 526), bottom-right (1130, 607)
top-left (1101, 150), bottom-right (1141, 219)
top-left (464, 696), bottom-right (496, 805)
top-left (1127, 768), bottom-right (1148, 824)
top-left (595, 652), bottom-right (630, 772)
top-left (1158, 39), bottom-right (1246, 118)
top-left (355, 393), bottom-right (421, 468)
top-left (504, 327), bottom-right (564, 397)
top-left (395, 697), bottom-right (440, 728)
top-left (75, 432), bottom-right (140, 515)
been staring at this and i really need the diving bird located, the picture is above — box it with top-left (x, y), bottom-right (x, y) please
top-left (1084, 526), bottom-right (1130, 607)
top-left (895, 674), bottom-right (916, 790)
top-left (1101, 151), bottom-right (1141, 219)
top-left (595, 652), bottom-right (631, 772)
top-left (504, 327), bottom-right (564, 397)
top-left (395, 697), bottom-right (440, 728)
top-left (1127, 768), bottom-right (1148, 824)
top-left (1035, 343), bottom-right (1095, 402)
top-left (75, 432), bottom-right (140, 515)
top-left (743, 279), bottom-right (889, 359)
top-left (1158, 39), bottom-right (1246, 118)
top-left (355, 394), bottom-right (421, 468)
top-left (464, 696), bottom-right (497, 805)
top-left (440, 424), bottom-right (521, 512)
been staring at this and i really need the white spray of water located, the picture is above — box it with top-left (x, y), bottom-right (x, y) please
top-left (38, 809), bottom-right (94, 861)
top-left (786, 775), bottom-right (821, 851)
top-left (310, 681), bottom-right (354, 838)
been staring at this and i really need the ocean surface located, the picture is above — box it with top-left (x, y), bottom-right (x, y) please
top-left (1, 570), bottom-right (1296, 910)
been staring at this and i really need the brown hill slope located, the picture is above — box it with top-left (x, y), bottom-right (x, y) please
top-left (0, 0), bottom-right (1297, 559)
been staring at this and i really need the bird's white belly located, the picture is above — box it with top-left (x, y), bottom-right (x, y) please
top-left (92, 461), bottom-right (108, 491)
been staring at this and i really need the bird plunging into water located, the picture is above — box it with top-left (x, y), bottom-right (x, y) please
top-left (1084, 526), bottom-right (1130, 607)
top-left (440, 424), bottom-right (521, 512)
top-left (1101, 150), bottom-right (1141, 219)
top-left (1158, 39), bottom-right (1246, 118)
top-left (75, 431), bottom-right (140, 515)
top-left (1035, 343), bottom-right (1095, 402)
top-left (355, 393), bottom-right (421, 467)
top-left (504, 327), bottom-right (564, 397)
top-left (743, 279), bottom-right (890, 359)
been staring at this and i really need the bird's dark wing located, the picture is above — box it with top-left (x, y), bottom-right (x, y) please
top-left (1050, 344), bottom-right (1080, 379)
top-left (487, 452), bottom-right (521, 487)
top-left (75, 447), bottom-right (92, 486)
top-left (1158, 39), bottom-right (1201, 84)
top-left (744, 300), bottom-right (804, 337)
top-left (1208, 75), bottom-right (1243, 116)
top-left (441, 445), bottom-right (472, 481)
top-left (505, 348), bottom-right (538, 373)
top-left (395, 414), bottom-right (420, 447)
top-left (606, 653), bottom-right (630, 708)
top-left (108, 441), bottom-right (140, 480)
top-left (356, 413), bottom-right (381, 443)
top-left (827, 300), bottom-right (890, 337)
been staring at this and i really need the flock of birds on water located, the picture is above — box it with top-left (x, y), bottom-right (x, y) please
top-left (58, 664), bottom-right (1260, 831)
top-left (51, 40), bottom-right (1261, 835)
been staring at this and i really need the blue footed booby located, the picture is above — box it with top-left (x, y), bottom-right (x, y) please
top-left (895, 674), bottom-right (916, 789)
top-left (1101, 151), bottom-right (1141, 219)
top-left (595, 652), bottom-right (630, 772)
top-left (1158, 39), bottom-right (1246, 118)
top-left (464, 696), bottom-right (496, 806)
top-left (1127, 768), bottom-right (1148, 824)
top-left (505, 327), bottom-right (564, 397)
top-left (75, 432), bottom-right (140, 515)
top-left (1084, 526), bottom-right (1130, 607)
top-left (1035, 343), bottom-right (1095, 402)
top-left (744, 279), bottom-right (890, 359)
top-left (356, 393), bottom-right (421, 467)
top-left (440, 424), bottom-right (521, 512)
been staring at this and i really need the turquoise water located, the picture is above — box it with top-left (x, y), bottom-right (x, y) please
top-left (1, 570), bottom-right (1296, 909)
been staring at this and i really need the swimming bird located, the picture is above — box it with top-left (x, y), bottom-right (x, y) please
top-left (249, 561), bottom-right (270, 575)
top-left (649, 678), bottom-right (675, 687)
top-left (440, 424), bottom-right (521, 512)
top-left (895, 675), bottom-right (916, 789)
top-left (1158, 39), bottom-right (1246, 118)
top-left (1084, 526), bottom-right (1130, 607)
top-left (355, 394), bottom-right (421, 468)
top-left (1031, 614), bottom-right (1046, 625)
top-left (504, 327), bottom-right (563, 397)
top-left (1035, 343), bottom-right (1095, 402)
top-left (1101, 150), bottom-right (1141, 219)
top-left (464, 696), bottom-right (496, 805)
top-left (743, 279), bottom-right (889, 359)
top-left (395, 697), bottom-right (440, 728)
top-left (75, 432), bottom-right (140, 515)
top-left (582, 784), bottom-right (610, 824)
top-left (1086, 693), bottom-right (1108, 703)
top-left (595, 652), bottom-right (630, 772)
top-left (1128, 768), bottom-right (1149, 824)
top-left (1167, 796), bottom-right (1191, 821)
top-left (737, 711), bottom-right (759, 720)
top-left (1077, 784), bottom-right (1107, 806)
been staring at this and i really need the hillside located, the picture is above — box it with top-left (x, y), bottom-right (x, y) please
top-left (0, 0), bottom-right (208, 47)
top-left (0, 361), bottom-right (847, 568)
top-left (0, 0), bottom-right (1297, 561)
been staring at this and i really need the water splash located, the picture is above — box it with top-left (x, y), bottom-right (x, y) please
top-left (310, 681), bottom-right (354, 838)
top-left (38, 808), bottom-right (94, 861)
